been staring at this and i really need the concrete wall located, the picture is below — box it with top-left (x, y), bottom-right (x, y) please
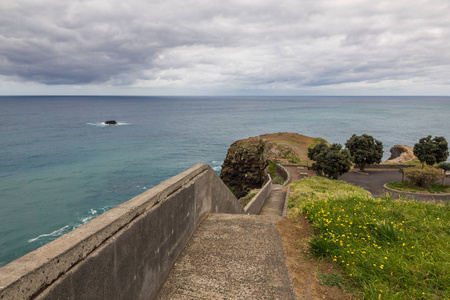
top-left (0, 164), bottom-right (244, 300)
top-left (353, 164), bottom-right (414, 170)
top-left (244, 174), bottom-right (272, 215)
top-left (276, 163), bottom-right (291, 186)
top-left (282, 186), bottom-right (290, 218)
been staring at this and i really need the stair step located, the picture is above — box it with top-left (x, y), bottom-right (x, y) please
top-left (155, 214), bottom-right (295, 299)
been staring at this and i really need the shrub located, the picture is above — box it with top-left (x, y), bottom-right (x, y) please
top-left (403, 165), bottom-right (441, 188)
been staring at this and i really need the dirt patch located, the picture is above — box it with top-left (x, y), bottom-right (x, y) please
top-left (260, 132), bottom-right (326, 162)
top-left (276, 217), bottom-right (358, 300)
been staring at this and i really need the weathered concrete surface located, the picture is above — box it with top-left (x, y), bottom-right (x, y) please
top-left (0, 164), bottom-right (244, 300)
top-left (155, 214), bottom-right (295, 300)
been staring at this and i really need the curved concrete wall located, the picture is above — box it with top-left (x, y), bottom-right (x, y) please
top-left (0, 164), bottom-right (244, 300)
top-left (276, 163), bottom-right (291, 186)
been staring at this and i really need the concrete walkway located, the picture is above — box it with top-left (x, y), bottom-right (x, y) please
top-left (155, 185), bottom-right (295, 299)
top-left (259, 184), bottom-right (285, 216)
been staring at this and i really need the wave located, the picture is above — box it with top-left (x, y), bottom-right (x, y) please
top-left (86, 122), bottom-right (130, 126)
top-left (210, 160), bottom-right (223, 172)
top-left (28, 225), bottom-right (70, 243)
top-left (80, 208), bottom-right (98, 224)
top-left (28, 206), bottom-right (112, 244)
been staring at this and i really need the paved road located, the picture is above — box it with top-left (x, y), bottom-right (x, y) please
top-left (339, 170), bottom-right (450, 202)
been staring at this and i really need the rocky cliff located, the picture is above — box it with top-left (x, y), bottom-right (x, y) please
top-left (220, 138), bottom-right (271, 198)
top-left (386, 145), bottom-right (417, 164)
top-left (220, 132), bottom-right (324, 198)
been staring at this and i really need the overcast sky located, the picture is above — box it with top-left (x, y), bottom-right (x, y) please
top-left (1, 0), bottom-right (450, 95)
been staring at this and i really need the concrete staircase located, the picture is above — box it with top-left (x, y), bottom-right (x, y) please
top-left (155, 184), bottom-right (295, 299)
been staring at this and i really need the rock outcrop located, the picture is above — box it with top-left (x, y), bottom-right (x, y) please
top-left (220, 138), bottom-right (271, 198)
top-left (105, 120), bottom-right (117, 125)
top-left (220, 133), bottom-right (326, 198)
top-left (386, 145), bottom-right (416, 164)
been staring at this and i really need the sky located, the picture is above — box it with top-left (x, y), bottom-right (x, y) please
top-left (1, 0), bottom-right (450, 96)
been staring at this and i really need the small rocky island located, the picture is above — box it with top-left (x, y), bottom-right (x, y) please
top-left (104, 120), bottom-right (117, 125)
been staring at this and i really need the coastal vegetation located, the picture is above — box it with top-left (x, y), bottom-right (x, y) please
top-left (307, 142), bottom-right (352, 179)
top-left (309, 137), bottom-right (329, 149)
top-left (288, 177), bottom-right (450, 299)
top-left (242, 192), bottom-right (256, 207)
top-left (413, 135), bottom-right (449, 168)
top-left (403, 165), bottom-right (441, 188)
top-left (345, 134), bottom-right (383, 172)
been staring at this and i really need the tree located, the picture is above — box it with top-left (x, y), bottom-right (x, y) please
top-left (399, 167), bottom-right (406, 183)
top-left (437, 162), bottom-right (450, 185)
top-left (345, 134), bottom-right (383, 172)
top-left (307, 142), bottom-right (352, 180)
top-left (413, 136), bottom-right (449, 168)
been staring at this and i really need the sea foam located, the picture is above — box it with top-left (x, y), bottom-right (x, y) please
top-left (211, 161), bottom-right (223, 172)
top-left (28, 206), bottom-right (111, 244)
top-left (86, 122), bottom-right (130, 126)
top-left (28, 225), bottom-right (70, 243)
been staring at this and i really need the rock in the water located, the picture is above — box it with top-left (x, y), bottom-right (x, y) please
top-left (104, 120), bottom-right (117, 125)
top-left (387, 145), bottom-right (416, 163)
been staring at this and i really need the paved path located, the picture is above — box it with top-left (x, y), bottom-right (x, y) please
top-left (339, 170), bottom-right (450, 202)
top-left (259, 184), bottom-right (285, 216)
top-left (155, 186), bottom-right (295, 299)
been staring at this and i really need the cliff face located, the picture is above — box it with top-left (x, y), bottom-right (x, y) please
top-left (220, 132), bottom-right (325, 198)
top-left (220, 138), bottom-right (270, 198)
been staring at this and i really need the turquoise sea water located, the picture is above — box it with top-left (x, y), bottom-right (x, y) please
top-left (1, 96), bottom-right (449, 266)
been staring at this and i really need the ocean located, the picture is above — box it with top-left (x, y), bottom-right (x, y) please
top-left (1, 96), bottom-right (449, 266)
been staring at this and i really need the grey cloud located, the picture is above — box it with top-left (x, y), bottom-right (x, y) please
top-left (1, 0), bottom-right (450, 93)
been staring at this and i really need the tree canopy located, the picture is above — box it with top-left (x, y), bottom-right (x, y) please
top-left (307, 142), bottom-right (352, 180)
top-left (413, 135), bottom-right (449, 168)
top-left (345, 134), bottom-right (383, 172)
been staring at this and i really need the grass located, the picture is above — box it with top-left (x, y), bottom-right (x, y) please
top-left (281, 154), bottom-right (302, 164)
top-left (317, 272), bottom-right (347, 289)
top-left (308, 137), bottom-right (329, 149)
top-left (386, 181), bottom-right (450, 194)
top-left (383, 159), bottom-right (421, 166)
top-left (288, 177), bottom-right (450, 299)
top-left (242, 192), bottom-right (256, 207)
top-left (268, 162), bottom-right (277, 178)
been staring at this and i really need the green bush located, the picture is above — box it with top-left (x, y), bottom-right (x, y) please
top-left (403, 165), bottom-right (441, 188)
top-left (307, 142), bottom-right (352, 179)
